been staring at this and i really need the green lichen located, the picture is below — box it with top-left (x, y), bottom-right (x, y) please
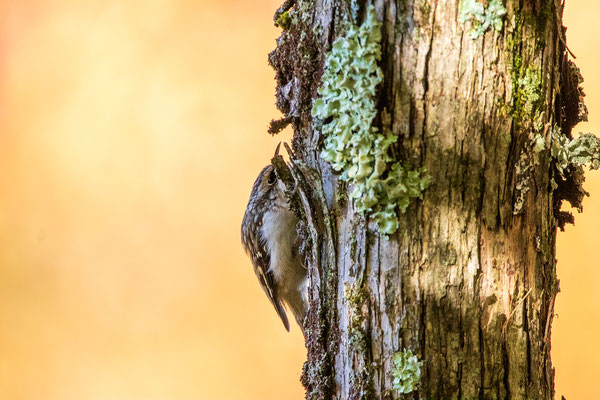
top-left (391, 349), bottom-right (421, 393)
top-left (552, 128), bottom-right (600, 178)
top-left (514, 68), bottom-right (542, 121)
top-left (345, 282), bottom-right (369, 351)
top-left (532, 133), bottom-right (546, 154)
top-left (513, 128), bottom-right (549, 215)
top-left (513, 152), bottom-right (531, 214)
top-left (312, 5), bottom-right (431, 236)
top-left (459, 0), bottom-right (507, 39)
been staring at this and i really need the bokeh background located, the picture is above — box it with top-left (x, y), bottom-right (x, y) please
top-left (0, 1), bottom-right (596, 399)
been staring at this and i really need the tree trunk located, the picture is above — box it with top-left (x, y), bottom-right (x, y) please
top-left (269, 0), bottom-right (587, 398)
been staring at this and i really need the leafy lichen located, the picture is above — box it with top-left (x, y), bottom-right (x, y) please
top-left (549, 126), bottom-right (600, 228)
top-left (391, 349), bottom-right (421, 393)
top-left (532, 133), bottom-right (546, 154)
top-left (552, 128), bottom-right (600, 180)
top-left (312, 5), bottom-right (431, 236)
top-left (459, 0), bottom-right (507, 39)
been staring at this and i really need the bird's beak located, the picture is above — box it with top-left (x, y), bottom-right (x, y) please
top-left (274, 142), bottom-right (282, 158)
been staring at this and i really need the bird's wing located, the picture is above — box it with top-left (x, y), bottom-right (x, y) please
top-left (243, 225), bottom-right (290, 331)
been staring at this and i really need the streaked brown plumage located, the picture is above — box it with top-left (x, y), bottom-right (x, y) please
top-left (241, 163), bottom-right (307, 332)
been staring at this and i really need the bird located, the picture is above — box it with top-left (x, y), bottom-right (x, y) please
top-left (241, 148), bottom-right (307, 332)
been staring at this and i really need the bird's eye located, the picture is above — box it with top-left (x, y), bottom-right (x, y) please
top-left (267, 171), bottom-right (277, 185)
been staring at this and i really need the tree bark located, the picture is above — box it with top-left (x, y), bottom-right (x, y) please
top-left (269, 0), bottom-right (586, 398)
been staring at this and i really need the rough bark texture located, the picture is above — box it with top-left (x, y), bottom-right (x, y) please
top-left (269, 0), bottom-right (585, 399)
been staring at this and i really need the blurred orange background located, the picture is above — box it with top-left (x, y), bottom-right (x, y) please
top-left (0, 1), bottom-right (596, 399)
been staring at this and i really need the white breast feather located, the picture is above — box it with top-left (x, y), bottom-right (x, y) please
top-left (261, 208), bottom-right (296, 282)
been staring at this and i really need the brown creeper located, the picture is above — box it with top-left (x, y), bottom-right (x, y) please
top-left (241, 156), bottom-right (307, 332)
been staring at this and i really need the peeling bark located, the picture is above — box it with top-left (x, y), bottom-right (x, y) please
top-left (269, 0), bottom-right (583, 398)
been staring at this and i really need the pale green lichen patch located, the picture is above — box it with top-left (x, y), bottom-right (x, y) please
top-left (552, 128), bottom-right (600, 178)
top-left (550, 127), bottom-right (600, 226)
top-left (532, 133), bottom-right (546, 153)
top-left (512, 127), bottom-right (549, 215)
top-left (391, 349), bottom-right (421, 393)
top-left (344, 282), bottom-right (368, 351)
top-left (459, 0), bottom-right (507, 39)
top-left (514, 68), bottom-right (542, 120)
top-left (513, 151), bottom-right (531, 214)
top-left (312, 5), bottom-right (430, 236)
